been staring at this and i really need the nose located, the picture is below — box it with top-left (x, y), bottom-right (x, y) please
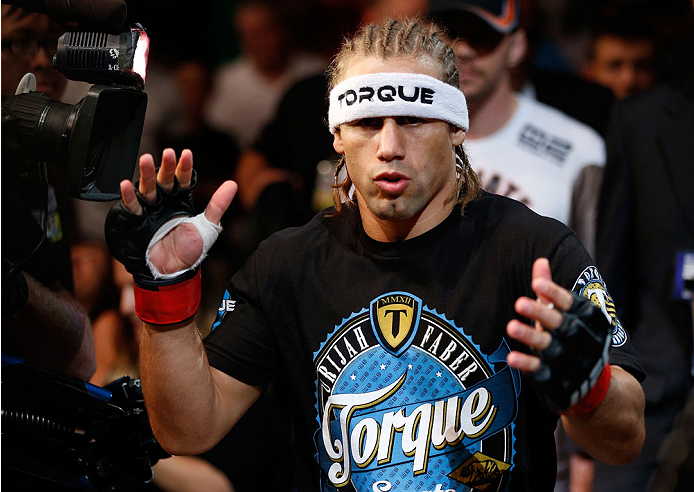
top-left (616, 64), bottom-right (638, 99)
top-left (31, 44), bottom-right (55, 71)
top-left (376, 118), bottom-right (406, 162)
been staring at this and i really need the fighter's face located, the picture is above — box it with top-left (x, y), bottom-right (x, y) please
top-left (332, 57), bottom-right (466, 241)
top-left (1, 8), bottom-right (67, 99)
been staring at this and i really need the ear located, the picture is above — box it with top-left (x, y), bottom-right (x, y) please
top-left (332, 130), bottom-right (344, 154)
top-left (451, 126), bottom-right (466, 146)
top-left (506, 29), bottom-right (528, 69)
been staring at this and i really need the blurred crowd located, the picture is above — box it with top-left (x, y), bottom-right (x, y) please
top-left (2, 0), bottom-right (693, 491)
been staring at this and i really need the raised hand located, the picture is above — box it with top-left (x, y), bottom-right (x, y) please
top-left (120, 148), bottom-right (237, 276)
top-left (506, 257), bottom-right (612, 413)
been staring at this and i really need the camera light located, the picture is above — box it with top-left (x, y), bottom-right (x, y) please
top-left (131, 27), bottom-right (149, 84)
top-left (53, 24), bottom-right (149, 88)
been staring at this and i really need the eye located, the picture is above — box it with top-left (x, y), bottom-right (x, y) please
top-left (397, 116), bottom-right (424, 126)
top-left (353, 117), bottom-right (383, 128)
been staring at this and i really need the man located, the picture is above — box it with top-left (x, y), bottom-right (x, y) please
top-left (1, 5), bottom-right (66, 98)
top-left (1, 5), bottom-right (95, 380)
top-left (581, 11), bottom-right (657, 101)
top-left (429, 0), bottom-right (605, 255)
top-left (2, 6), bottom-right (98, 489)
top-left (593, 70), bottom-right (694, 491)
top-left (106, 18), bottom-right (644, 491)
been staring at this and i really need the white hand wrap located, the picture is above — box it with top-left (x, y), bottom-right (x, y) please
top-left (145, 212), bottom-right (223, 279)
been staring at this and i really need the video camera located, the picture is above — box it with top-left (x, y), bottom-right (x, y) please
top-left (2, 355), bottom-right (170, 490)
top-left (2, 2), bottom-right (168, 490)
top-left (1, 0), bottom-right (148, 201)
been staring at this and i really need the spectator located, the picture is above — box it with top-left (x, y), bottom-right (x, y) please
top-left (581, 10), bottom-right (658, 100)
top-left (593, 67), bottom-right (694, 492)
top-left (428, 0), bottom-right (605, 253)
top-left (1, 5), bottom-right (95, 380)
top-left (205, 0), bottom-right (326, 148)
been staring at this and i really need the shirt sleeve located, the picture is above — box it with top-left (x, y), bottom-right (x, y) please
top-left (549, 232), bottom-right (646, 383)
top-left (203, 249), bottom-right (280, 389)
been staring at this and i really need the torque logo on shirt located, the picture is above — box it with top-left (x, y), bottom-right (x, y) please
top-left (314, 292), bottom-right (520, 491)
top-left (572, 266), bottom-right (627, 347)
top-left (371, 293), bottom-right (421, 356)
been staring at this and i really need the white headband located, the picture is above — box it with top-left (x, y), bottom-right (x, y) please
top-left (328, 72), bottom-right (469, 133)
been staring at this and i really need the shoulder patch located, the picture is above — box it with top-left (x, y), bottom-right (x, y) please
top-left (572, 266), bottom-right (627, 347)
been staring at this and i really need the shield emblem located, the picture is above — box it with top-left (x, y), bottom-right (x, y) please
top-left (370, 292), bottom-right (422, 356)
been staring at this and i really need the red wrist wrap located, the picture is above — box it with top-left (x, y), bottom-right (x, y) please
top-left (562, 364), bottom-right (612, 416)
top-left (133, 270), bottom-right (201, 325)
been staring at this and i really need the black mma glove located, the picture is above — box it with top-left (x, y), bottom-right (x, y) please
top-left (105, 171), bottom-right (218, 325)
top-left (527, 293), bottom-right (612, 415)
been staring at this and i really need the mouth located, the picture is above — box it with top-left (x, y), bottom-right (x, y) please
top-left (34, 78), bottom-right (56, 96)
top-left (375, 172), bottom-right (410, 195)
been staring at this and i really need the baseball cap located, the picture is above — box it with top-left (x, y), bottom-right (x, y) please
top-left (429, 0), bottom-right (520, 34)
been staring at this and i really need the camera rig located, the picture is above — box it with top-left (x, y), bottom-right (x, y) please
top-left (2, 2), bottom-right (168, 489)
top-left (1, 10), bottom-right (149, 201)
top-left (2, 355), bottom-right (170, 490)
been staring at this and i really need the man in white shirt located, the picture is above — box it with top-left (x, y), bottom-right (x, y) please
top-left (429, 0), bottom-right (605, 255)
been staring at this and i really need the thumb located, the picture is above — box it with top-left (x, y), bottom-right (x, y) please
top-left (204, 180), bottom-right (238, 225)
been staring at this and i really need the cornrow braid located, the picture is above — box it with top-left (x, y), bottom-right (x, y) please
top-left (383, 18), bottom-right (398, 55)
top-left (332, 155), bottom-right (353, 215)
top-left (364, 24), bottom-right (375, 51)
top-left (328, 17), bottom-right (459, 92)
top-left (456, 146), bottom-right (481, 212)
top-left (400, 21), bottom-right (418, 53)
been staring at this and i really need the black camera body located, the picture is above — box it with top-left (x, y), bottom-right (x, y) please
top-left (1, 21), bottom-right (149, 201)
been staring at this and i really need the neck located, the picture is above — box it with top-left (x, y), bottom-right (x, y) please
top-left (466, 76), bottom-right (518, 140)
top-left (358, 199), bottom-right (457, 243)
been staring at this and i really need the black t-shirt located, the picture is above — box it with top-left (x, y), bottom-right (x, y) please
top-left (204, 192), bottom-right (643, 491)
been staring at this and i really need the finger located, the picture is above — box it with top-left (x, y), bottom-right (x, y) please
top-left (506, 350), bottom-right (541, 373)
top-left (176, 149), bottom-right (194, 188)
top-left (507, 319), bottom-right (552, 351)
top-left (515, 296), bottom-right (563, 330)
top-left (120, 180), bottom-right (142, 215)
top-left (532, 257), bottom-right (552, 282)
top-left (157, 148), bottom-right (177, 192)
top-left (532, 258), bottom-right (553, 303)
top-left (531, 277), bottom-right (574, 313)
top-left (138, 153), bottom-right (157, 203)
top-left (204, 180), bottom-right (238, 225)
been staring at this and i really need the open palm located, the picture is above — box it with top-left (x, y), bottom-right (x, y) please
top-left (120, 148), bottom-right (237, 276)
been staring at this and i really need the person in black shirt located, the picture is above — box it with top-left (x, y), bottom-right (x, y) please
top-left (106, 18), bottom-right (645, 491)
